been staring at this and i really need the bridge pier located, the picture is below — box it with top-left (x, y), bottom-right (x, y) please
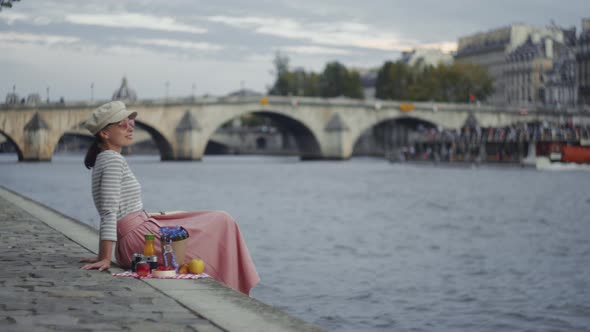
top-left (22, 113), bottom-right (53, 161)
top-left (320, 114), bottom-right (353, 160)
top-left (173, 111), bottom-right (205, 161)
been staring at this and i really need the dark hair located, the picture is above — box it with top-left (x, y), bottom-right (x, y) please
top-left (84, 135), bottom-right (102, 169)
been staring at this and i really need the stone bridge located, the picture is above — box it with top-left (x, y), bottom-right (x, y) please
top-left (1, 96), bottom-right (589, 161)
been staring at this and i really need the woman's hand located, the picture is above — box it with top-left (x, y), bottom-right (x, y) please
top-left (81, 240), bottom-right (114, 271)
top-left (81, 258), bottom-right (111, 271)
top-left (80, 256), bottom-right (100, 263)
top-left (148, 211), bottom-right (186, 216)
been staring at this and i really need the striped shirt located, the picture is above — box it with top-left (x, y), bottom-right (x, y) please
top-left (91, 150), bottom-right (143, 241)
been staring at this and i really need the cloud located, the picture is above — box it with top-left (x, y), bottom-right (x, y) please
top-left (132, 38), bottom-right (223, 51)
top-left (0, 32), bottom-right (79, 45)
top-left (281, 45), bottom-right (352, 55)
top-left (64, 13), bottom-right (207, 34)
top-left (0, 12), bottom-right (35, 25)
top-left (417, 41), bottom-right (458, 53)
top-left (207, 15), bottom-right (442, 51)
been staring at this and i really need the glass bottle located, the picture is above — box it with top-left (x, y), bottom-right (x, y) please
top-left (144, 234), bottom-right (156, 256)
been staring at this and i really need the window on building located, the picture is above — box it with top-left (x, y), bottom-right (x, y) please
top-left (538, 88), bottom-right (545, 103)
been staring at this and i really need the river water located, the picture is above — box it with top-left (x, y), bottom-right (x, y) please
top-left (1, 153), bottom-right (589, 331)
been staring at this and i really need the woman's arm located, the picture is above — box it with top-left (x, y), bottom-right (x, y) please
top-left (82, 154), bottom-right (124, 271)
top-left (80, 240), bottom-right (114, 271)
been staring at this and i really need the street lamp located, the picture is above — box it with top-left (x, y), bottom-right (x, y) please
top-left (90, 82), bottom-right (94, 102)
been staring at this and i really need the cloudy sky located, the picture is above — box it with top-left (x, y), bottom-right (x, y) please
top-left (1, 0), bottom-right (588, 101)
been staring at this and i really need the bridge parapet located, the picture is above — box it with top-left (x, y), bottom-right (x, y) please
top-left (3, 96), bottom-right (589, 115)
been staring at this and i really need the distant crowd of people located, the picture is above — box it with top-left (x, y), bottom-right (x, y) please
top-left (413, 121), bottom-right (590, 144)
top-left (397, 121), bottom-right (590, 163)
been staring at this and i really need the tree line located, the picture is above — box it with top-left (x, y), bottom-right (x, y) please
top-left (268, 52), bottom-right (363, 99)
top-left (268, 52), bottom-right (494, 103)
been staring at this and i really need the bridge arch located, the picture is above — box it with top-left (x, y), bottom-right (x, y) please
top-left (53, 133), bottom-right (94, 154)
top-left (388, 116), bottom-right (438, 130)
top-left (134, 120), bottom-right (174, 160)
top-left (205, 140), bottom-right (231, 155)
top-left (0, 130), bottom-right (24, 161)
top-left (352, 115), bottom-right (438, 155)
top-left (207, 110), bottom-right (322, 160)
top-left (50, 120), bottom-right (174, 160)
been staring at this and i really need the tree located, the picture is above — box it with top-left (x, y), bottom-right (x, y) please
top-left (375, 61), bottom-right (411, 100)
top-left (433, 63), bottom-right (493, 102)
top-left (375, 60), bottom-right (493, 102)
top-left (319, 61), bottom-right (364, 99)
top-left (303, 72), bottom-right (320, 97)
top-left (269, 52), bottom-right (294, 96)
top-left (0, 0), bottom-right (20, 10)
top-left (273, 51), bottom-right (289, 76)
top-left (269, 56), bottom-right (363, 99)
top-left (406, 64), bottom-right (438, 101)
top-left (319, 62), bottom-right (346, 97)
top-left (269, 71), bottom-right (293, 96)
top-left (454, 62), bottom-right (494, 101)
top-left (344, 70), bottom-right (364, 99)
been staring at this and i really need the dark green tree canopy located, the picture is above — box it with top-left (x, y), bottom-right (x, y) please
top-left (375, 60), bottom-right (493, 102)
top-left (269, 54), bottom-right (364, 99)
top-left (319, 62), bottom-right (363, 99)
top-left (0, 0), bottom-right (20, 10)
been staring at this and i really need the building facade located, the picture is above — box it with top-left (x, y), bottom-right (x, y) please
top-left (504, 31), bottom-right (577, 108)
top-left (504, 38), bottom-right (553, 105)
top-left (544, 42), bottom-right (577, 107)
top-left (455, 24), bottom-right (566, 105)
top-left (577, 18), bottom-right (590, 106)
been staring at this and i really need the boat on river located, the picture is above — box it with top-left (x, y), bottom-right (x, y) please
top-left (536, 143), bottom-right (590, 171)
top-left (561, 145), bottom-right (590, 163)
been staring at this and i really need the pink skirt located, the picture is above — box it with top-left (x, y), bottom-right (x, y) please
top-left (115, 210), bottom-right (260, 295)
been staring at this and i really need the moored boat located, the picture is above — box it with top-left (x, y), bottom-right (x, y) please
top-left (561, 145), bottom-right (590, 163)
top-left (536, 142), bottom-right (590, 170)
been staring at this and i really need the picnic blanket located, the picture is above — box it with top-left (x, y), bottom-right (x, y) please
top-left (112, 271), bottom-right (210, 279)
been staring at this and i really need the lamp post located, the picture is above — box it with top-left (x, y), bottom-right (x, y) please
top-left (46, 86), bottom-right (50, 103)
top-left (90, 82), bottom-right (94, 102)
top-left (165, 81), bottom-right (170, 100)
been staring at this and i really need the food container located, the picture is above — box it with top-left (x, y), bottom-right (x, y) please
top-left (160, 226), bottom-right (189, 265)
top-left (152, 269), bottom-right (177, 278)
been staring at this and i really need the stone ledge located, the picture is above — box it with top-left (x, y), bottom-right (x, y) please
top-left (0, 185), bottom-right (323, 332)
